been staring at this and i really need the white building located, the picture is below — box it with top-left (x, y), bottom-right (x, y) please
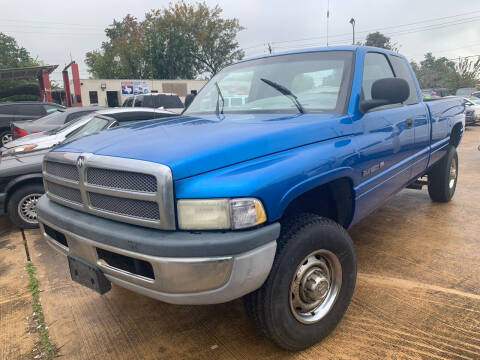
top-left (72, 79), bottom-right (207, 107)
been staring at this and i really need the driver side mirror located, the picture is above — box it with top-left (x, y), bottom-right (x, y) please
top-left (359, 78), bottom-right (410, 113)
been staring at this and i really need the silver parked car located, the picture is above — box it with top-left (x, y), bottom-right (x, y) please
top-left (11, 105), bottom-right (104, 139)
top-left (1, 108), bottom-right (176, 156)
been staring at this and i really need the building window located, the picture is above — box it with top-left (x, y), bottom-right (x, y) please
top-left (89, 91), bottom-right (98, 104)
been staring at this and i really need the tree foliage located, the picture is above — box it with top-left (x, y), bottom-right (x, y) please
top-left (410, 53), bottom-right (480, 90)
top-left (364, 32), bottom-right (399, 52)
top-left (86, 1), bottom-right (245, 80)
top-left (0, 33), bottom-right (40, 94)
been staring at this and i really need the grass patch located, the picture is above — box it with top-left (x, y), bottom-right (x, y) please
top-left (26, 261), bottom-right (57, 359)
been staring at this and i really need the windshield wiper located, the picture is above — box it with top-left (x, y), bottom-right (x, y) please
top-left (214, 81), bottom-right (225, 117)
top-left (260, 78), bottom-right (305, 114)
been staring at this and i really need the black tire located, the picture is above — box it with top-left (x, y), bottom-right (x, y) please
top-left (7, 183), bottom-right (44, 229)
top-left (243, 213), bottom-right (356, 351)
top-left (1, 130), bottom-right (13, 146)
top-left (428, 145), bottom-right (458, 202)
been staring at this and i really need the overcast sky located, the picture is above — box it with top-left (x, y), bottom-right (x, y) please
top-left (2, 0), bottom-right (480, 81)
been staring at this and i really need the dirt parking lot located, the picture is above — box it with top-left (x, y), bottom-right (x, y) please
top-left (1, 126), bottom-right (480, 360)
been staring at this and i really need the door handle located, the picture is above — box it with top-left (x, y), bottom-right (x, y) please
top-left (406, 118), bottom-right (413, 128)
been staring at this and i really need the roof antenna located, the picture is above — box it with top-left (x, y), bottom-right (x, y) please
top-left (326, 0), bottom-right (330, 46)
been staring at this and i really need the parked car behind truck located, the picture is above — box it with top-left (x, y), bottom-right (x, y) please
top-left (0, 101), bottom-right (64, 145)
top-left (37, 46), bottom-right (464, 351)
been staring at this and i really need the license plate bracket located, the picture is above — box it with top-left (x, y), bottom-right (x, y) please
top-left (67, 254), bottom-right (111, 294)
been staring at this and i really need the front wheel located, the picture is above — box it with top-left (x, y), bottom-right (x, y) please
top-left (7, 184), bottom-right (44, 229)
top-left (428, 145), bottom-right (458, 202)
top-left (243, 214), bottom-right (357, 351)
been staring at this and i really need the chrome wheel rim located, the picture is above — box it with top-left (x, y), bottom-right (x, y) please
top-left (449, 156), bottom-right (457, 189)
top-left (289, 249), bottom-right (342, 324)
top-left (1, 133), bottom-right (12, 146)
top-left (17, 193), bottom-right (42, 224)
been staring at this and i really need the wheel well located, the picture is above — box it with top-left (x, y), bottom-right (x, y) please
top-left (282, 177), bottom-right (354, 228)
top-left (450, 123), bottom-right (463, 148)
top-left (4, 177), bottom-right (44, 211)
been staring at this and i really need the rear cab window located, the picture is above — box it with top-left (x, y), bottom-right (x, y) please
top-left (155, 95), bottom-right (184, 109)
top-left (389, 55), bottom-right (419, 105)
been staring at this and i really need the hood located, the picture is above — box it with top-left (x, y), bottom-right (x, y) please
top-left (54, 113), bottom-right (353, 180)
top-left (4, 131), bottom-right (59, 151)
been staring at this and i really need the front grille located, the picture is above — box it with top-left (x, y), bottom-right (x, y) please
top-left (46, 181), bottom-right (83, 204)
top-left (89, 192), bottom-right (160, 220)
top-left (42, 153), bottom-right (175, 229)
top-left (87, 167), bottom-right (157, 192)
top-left (45, 161), bottom-right (79, 182)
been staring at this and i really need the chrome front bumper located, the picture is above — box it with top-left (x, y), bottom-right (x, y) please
top-left (39, 217), bottom-right (277, 305)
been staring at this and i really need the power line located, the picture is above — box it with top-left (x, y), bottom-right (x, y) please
top-left (242, 9), bottom-right (480, 53)
top-left (261, 15), bottom-right (480, 53)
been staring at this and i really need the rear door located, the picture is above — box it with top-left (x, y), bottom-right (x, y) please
top-left (388, 55), bottom-right (430, 179)
top-left (355, 52), bottom-right (416, 217)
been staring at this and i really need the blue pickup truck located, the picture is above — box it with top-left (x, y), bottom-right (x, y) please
top-left (37, 46), bottom-right (464, 350)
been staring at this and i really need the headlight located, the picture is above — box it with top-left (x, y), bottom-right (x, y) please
top-left (2, 144), bottom-right (38, 156)
top-left (177, 198), bottom-right (267, 230)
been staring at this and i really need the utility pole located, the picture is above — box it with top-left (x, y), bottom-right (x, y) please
top-left (268, 43), bottom-right (273, 54)
top-left (349, 18), bottom-right (356, 45)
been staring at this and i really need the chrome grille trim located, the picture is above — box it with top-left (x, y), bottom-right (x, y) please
top-left (42, 152), bottom-right (175, 230)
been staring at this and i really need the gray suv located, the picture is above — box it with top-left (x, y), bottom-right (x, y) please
top-left (0, 101), bottom-right (64, 145)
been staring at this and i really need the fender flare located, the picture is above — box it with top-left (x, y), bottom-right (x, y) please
top-left (276, 166), bottom-right (356, 222)
top-left (5, 173), bottom-right (44, 195)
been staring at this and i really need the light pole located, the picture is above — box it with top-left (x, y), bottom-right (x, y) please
top-left (349, 18), bottom-right (356, 45)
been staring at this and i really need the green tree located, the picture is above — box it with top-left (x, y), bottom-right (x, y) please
top-left (409, 52), bottom-right (480, 90)
top-left (364, 32), bottom-right (399, 52)
top-left (0, 33), bottom-right (40, 94)
top-left (85, 1), bottom-right (245, 79)
top-left (85, 15), bottom-right (147, 79)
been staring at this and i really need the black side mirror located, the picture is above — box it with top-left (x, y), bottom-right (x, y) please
top-left (359, 78), bottom-right (410, 113)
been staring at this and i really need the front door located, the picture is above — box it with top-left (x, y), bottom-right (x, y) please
top-left (355, 52), bottom-right (416, 219)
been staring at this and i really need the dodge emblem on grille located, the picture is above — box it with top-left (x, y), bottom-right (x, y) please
top-left (76, 155), bottom-right (85, 169)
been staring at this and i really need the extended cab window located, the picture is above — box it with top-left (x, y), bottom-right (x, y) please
top-left (185, 51), bottom-right (353, 114)
top-left (389, 55), bottom-right (419, 105)
top-left (362, 52), bottom-right (394, 101)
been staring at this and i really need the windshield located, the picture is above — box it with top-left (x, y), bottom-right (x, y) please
top-left (47, 113), bottom-right (93, 135)
top-left (63, 116), bottom-right (111, 143)
top-left (185, 51), bottom-right (353, 115)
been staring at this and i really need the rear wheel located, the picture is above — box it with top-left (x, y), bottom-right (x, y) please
top-left (7, 184), bottom-right (44, 229)
top-left (1, 131), bottom-right (12, 146)
top-left (243, 213), bottom-right (356, 351)
top-left (428, 145), bottom-right (458, 202)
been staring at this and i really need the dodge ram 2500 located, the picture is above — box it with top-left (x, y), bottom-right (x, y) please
top-left (36, 46), bottom-right (464, 350)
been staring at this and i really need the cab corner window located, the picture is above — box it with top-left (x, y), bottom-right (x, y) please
top-left (389, 55), bottom-right (419, 105)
